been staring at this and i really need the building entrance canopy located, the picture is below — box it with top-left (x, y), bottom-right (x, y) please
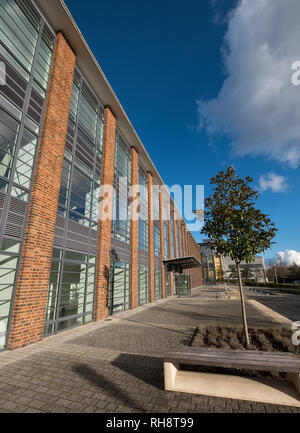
top-left (163, 256), bottom-right (203, 274)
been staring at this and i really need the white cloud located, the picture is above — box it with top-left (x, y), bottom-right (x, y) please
top-left (197, 0), bottom-right (300, 168)
top-left (276, 250), bottom-right (300, 266)
top-left (259, 172), bottom-right (288, 192)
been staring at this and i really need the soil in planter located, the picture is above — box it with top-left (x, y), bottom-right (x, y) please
top-left (182, 325), bottom-right (300, 380)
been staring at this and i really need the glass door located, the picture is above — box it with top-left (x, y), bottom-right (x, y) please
top-left (175, 274), bottom-right (191, 297)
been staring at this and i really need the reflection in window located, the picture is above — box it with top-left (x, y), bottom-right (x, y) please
top-left (70, 167), bottom-right (92, 221)
top-left (0, 239), bottom-right (20, 350)
top-left (155, 269), bottom-right (161, 300)
top-left (139, 167), bottom-right (148, 251)
top-left (170, 217), bottom-right (175, 258)
top-left (138, 265), bottom-right (149, 306)
top-left (13, 128), bottom-right (37, 190)
top-left (44, 249), bottom-right (95, 336)
top-left (0, 0), bottom-right (39, 72)
top-left (108, 261), bottom-right (130, 315)
top-left (154, 225), bottom-right (160, 256)
top-left (0, 108), bottom-right (19, 180)
top-left (112, 132), bottom-right (131, 243)
top-left (57, 69), bottom-right (104, 229)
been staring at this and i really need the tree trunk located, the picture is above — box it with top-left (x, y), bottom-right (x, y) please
top-left (236, 262), bottom-right (250, 348)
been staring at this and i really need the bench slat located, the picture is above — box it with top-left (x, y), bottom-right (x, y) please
top-left (164, 346), bottom-right (300, 373)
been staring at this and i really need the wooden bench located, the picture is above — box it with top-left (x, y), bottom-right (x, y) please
top-left (164, 346), bottom-right (300, 407)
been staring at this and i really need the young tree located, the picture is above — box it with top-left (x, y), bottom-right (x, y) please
top-left (241, 265), bottom-right (252, 282)
top-left (229, 267), bottom-right (238, 281)
top-left (201, 167), bottom-right (277, 348)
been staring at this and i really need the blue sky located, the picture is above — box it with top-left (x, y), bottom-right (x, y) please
top-left (65, 0), bottom-right (300, 263)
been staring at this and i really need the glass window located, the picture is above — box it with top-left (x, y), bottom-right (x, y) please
top-left (58, 159), bottom-right (71, 208)
top-left (108, 261), bottom-right (130, 315)
top-left (112, 133), bottom-right (131, 243)
top-left (0, 0), bottom-right (39, 72)
top-left (138, 265), bottom-right (149, 306)
top-left (139, 167), bottom-right (148, 251)
top-left (69, 166), bottom-right (93, 222)
top-left (153, 185), bottom-right (160, 221)
top-left (154, 225), bottom-right (160, 256)
top-left (44, 250), bottom-right (96, 336)
top-left (155, 269), bottom-right (161, 300)
top-left (0, 250), bottom-right (19, 350)
top-left (33, 32), bottom-right (53, 89)
top-left (13, 128), bottom-right (37, 189)
top-left (69, 73), bottom-right (80, 123)
top-left (58, 70), bottom-right (104, 230)
top-left (0, 107), bottom-right (19, 181)
top-left (170, 217), bottom-right (175, 258)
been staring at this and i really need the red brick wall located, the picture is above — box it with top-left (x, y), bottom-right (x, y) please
top-left (8, 33), bottom-right (76, 350)
top-left (189, 235), bottom-right (203, 289)
top-left (147, 172), bottom-right (155, 302)
top-left (130, 147), bottom-right (139, 309)
top-left (177, 220), bottom-right (182, 257)
top-left (159, 191), bottom-right (166, 298)
top-left (181, 224), bottom-right (185, 256)
top-left (94, 107), bottom-right (116, 320)
top-left (172, 211), bottom-right (177, 258)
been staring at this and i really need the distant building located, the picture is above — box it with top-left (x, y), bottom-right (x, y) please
top-left (198, 240), bottom-right (267, 284)
top-left (222, 256), bottom-right (267, 283)
top-left (198, 240), bottom-right (223, 284)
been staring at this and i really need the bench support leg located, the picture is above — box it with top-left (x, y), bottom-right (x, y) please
top-left (164, 362), bottom-right (179, 391)
top-left (287, 373), bottom-right (300, 395)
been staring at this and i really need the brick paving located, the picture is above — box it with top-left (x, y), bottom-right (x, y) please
top-left (0, 286), bottom-right (299, 413)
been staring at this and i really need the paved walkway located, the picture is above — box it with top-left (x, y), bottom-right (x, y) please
top-left (0, 286), bottom-right (299, 413)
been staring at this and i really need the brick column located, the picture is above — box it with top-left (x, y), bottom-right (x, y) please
top-left (181, 223), bottom-right (186, 275)
top-left (159, 191), bottom-right (166, 298)
top-left (130, 147), bottom-right (139, 309)
top-left (172, 211), bottom-right (177, 258)
top-left (94, 107), bottom-right (116, 321)
top-left (147, 172), bottom-right (155, 302)
top-left (167, 211), bottom-right (174, 296)
top-left (184, 229), bottom-right (189, 256)
top-left (177, 220), bottom-right (182, 257)
top-left (181, 224), bottom-right (186, 256)
top-left (8, 33), bottom-right (76, 350)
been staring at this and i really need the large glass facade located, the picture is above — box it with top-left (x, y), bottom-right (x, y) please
top-left (44, 68), bottom-right (104, 335)
top-left (0, 0), bottom-right (54, 349)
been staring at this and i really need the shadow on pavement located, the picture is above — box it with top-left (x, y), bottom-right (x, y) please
top-left (72, 363), bottom-right (144, 411)
top-left (111, 353), bottom-right (165, 391)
